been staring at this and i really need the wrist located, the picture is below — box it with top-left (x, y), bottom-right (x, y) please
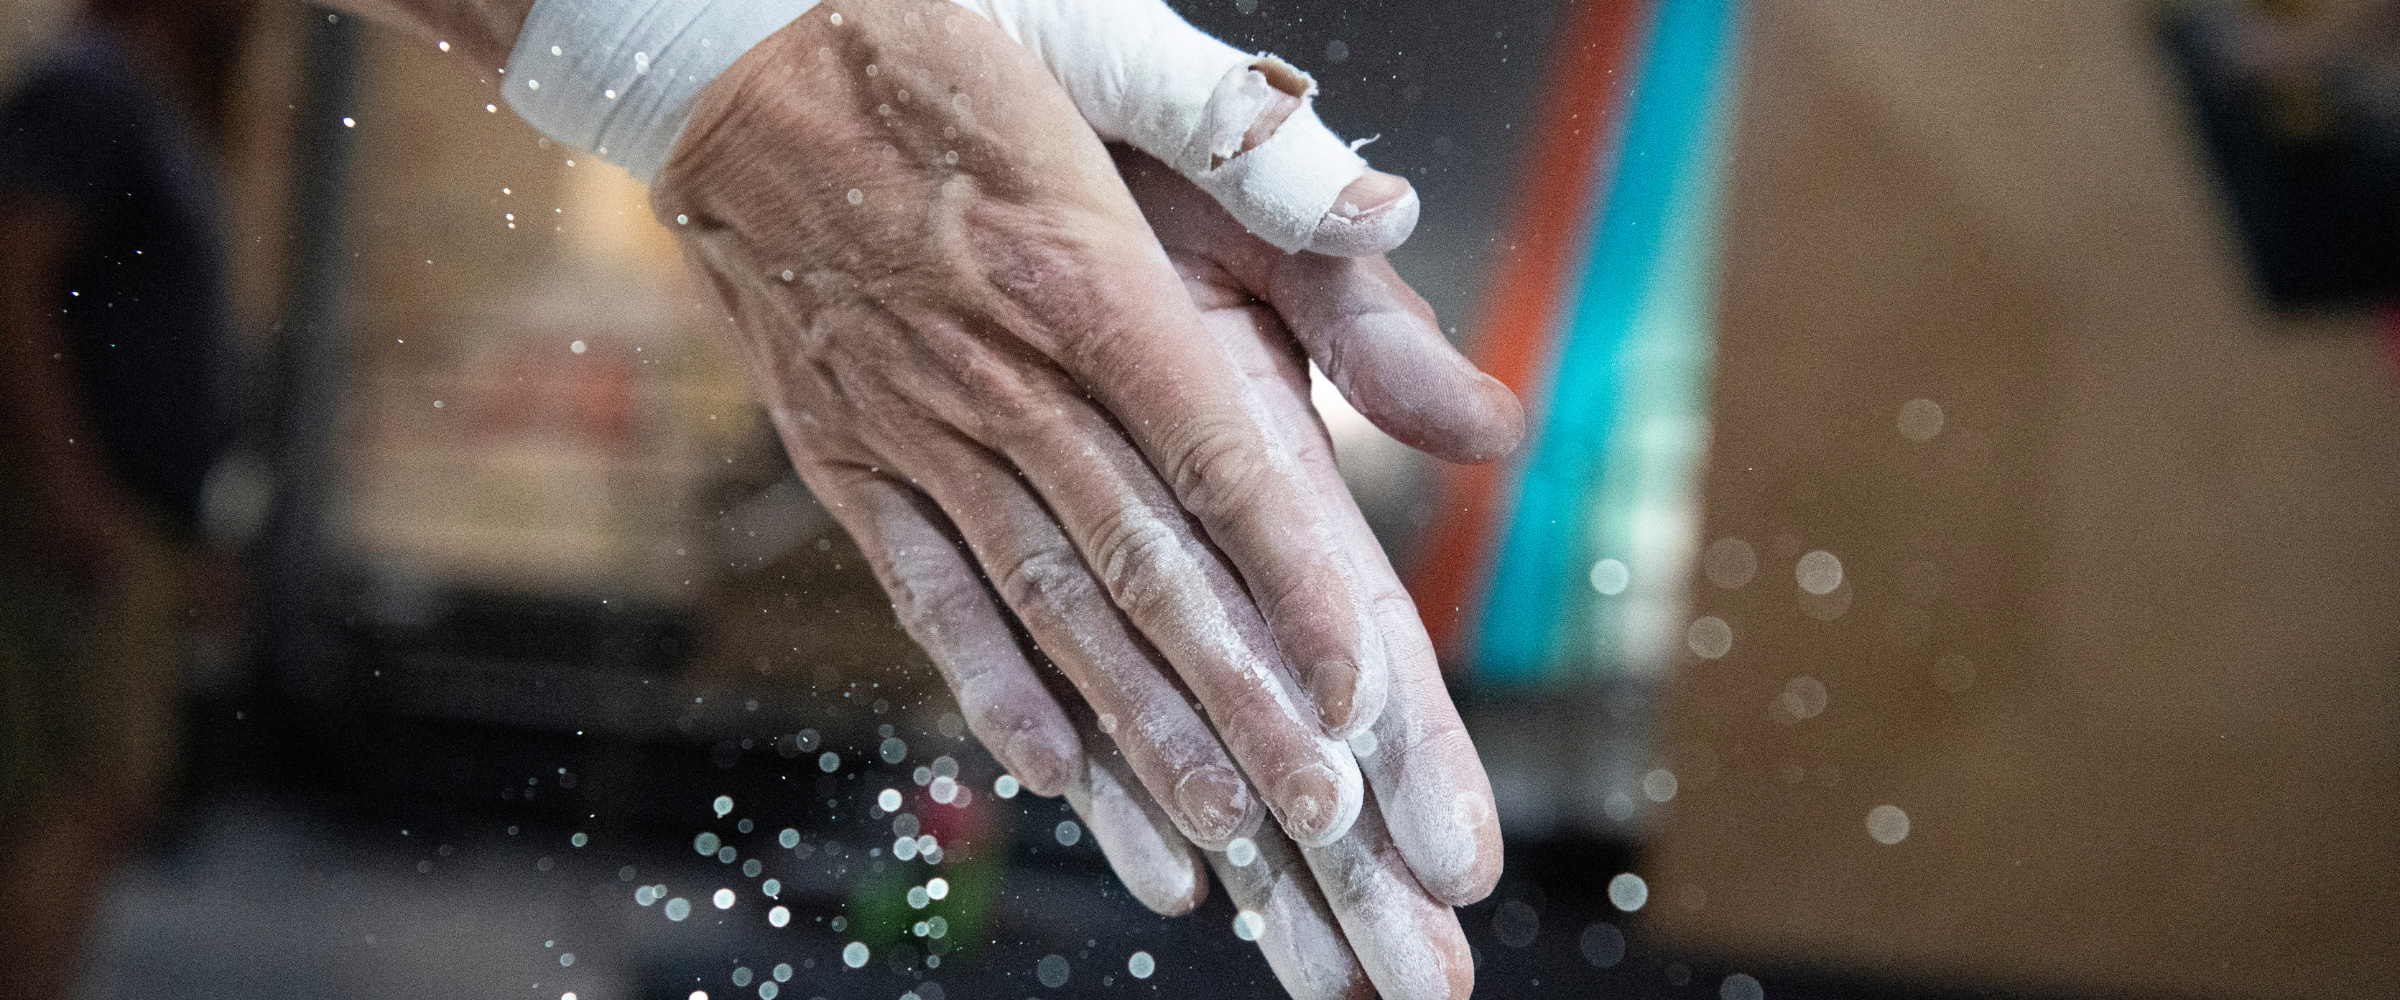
top-left (503, 0), bottom-right (820, 181)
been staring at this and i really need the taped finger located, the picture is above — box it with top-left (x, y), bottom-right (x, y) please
top-left (948, 0), bottom-right (1413, 255)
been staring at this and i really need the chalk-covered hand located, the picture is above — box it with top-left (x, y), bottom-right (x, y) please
top-left (661, 0), bottom-right (1426, 853)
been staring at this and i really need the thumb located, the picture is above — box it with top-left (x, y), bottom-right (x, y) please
top-left (948, 0), bottom-right (1418, 255)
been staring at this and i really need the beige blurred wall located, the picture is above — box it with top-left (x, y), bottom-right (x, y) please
top-left (1644, 1), bottom-right (2400, 997)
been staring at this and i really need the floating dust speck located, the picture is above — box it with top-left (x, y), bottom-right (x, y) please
top-left (1231, 910), bottom-right (1265, 941)
top-left (1128, 951), bottom-right (1155, 979)
top-left (1686, 617), bottom-right (1733, 660)
top-left (1590, 558), bottom-right (1630, 596)
top-left (1055, 821), bottom-right (1081, 846)
top-left (994, 775), bottom-right (1019, 798)
top-left (664, 896), bottom-right (691, 921)
top-left (1226, 837), bottom-right (1258, 867)
top-left (1579, 922), bottom-right (1625, 968)
top-left (1703, 538), bottom-right (1758, 589)
top-left (1898, 398), bottom-right (1944, 442)
top-left (1607, 873), bottom-right (1648, 912)
top-left (1642, 769), bottom-right (1679, 802)
top-left (878, 788), bottom-right (903, 812)
top-left (713, 888), bottom-right (736, 909)
top-left (843, 942), bottom-right (869, 968)
top-left (1776, 676), bottom-right (1829, 722)
top-left (1037, 954), bottom-right (1071, 988)
top-left (1796, 550), bottom-right (1843, 595)
top-left (1867, 805), bottom-right (1911, 844)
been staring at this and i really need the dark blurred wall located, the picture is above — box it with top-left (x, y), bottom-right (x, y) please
top-left (1646, 1), bottom-right (2400, 997)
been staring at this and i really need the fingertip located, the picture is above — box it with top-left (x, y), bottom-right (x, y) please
top-left (1455, 370), bottom-right (1529, 465)
top-left (1420, 829), bottom-right (1505, 906)
top-left (1305, 177), bottom-right (1419, 257)
top-left (1378, 768), bottom-right (1505, 905)
top-left (1314, 658), bottom-right (1390, 741)
top-left (1006, 724), bottom-right (1084, 799)
top-left (1308, 659), bottom-right (1361, 734)
top-left (1274, 759), bottom-right (1364, 848)
top-left (1173, 764), bottom-right (1261, 850)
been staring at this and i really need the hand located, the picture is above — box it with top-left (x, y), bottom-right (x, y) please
top-left (654, 3), bottom-right (1513, 993)
top-left (663, 0), bottom-right (1376, 851)
top-left (953, 145), bottom-right (1516, 1000)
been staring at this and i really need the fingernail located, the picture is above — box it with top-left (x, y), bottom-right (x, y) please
top-left (1272, 763), bottom-right (1345, 845)
top-left (1307, 175), bottom-right (1420, 257)
top-left (1309, 659), bottom-right (1361, 734)
top-left (1331, 170), bottom-right (1409, 219)
top-left (1174, 765), bottom-right (1256, 848)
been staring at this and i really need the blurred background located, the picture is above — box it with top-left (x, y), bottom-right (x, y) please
top-left (0, 0), bottom-right (2394, 998)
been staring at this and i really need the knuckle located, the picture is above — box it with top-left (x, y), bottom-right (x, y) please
top-left (1083, 506), bottom-right (1194, 624)
top-left (876, 546), bottom-right (986, 651)
top-left (992, 544), bottom-right (1098, 622)
top-left (1162, 418), bottom-right (1272, 520)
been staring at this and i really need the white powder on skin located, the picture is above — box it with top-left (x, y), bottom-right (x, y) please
top-left (1207, 828), bottom-right (1366, 1000)
top-left (1069, 750), bottom-right (1202, 915)
top-left (1299, 799), bottom-right (1471, 1000)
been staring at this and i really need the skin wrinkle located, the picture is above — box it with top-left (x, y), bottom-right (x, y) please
top-left (1124, 149), bottom-right (1506, 903)
top-left (898, 429), bottom-right (1263, 847)
top-left (1081, 499), bottom-right (1362, 846)
top-left (648, 8), bottom-right (1511, 993)
top-left (1224, 330), bottom-right (1391, 738)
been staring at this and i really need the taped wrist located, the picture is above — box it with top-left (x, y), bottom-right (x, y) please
top-left (505, 0), bottom-right (823, 182)
top-left (506, 0), bottom-right (1386, 252)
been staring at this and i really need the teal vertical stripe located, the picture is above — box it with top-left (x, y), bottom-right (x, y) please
top-left (1474, 0), bottom-right (1744, 682)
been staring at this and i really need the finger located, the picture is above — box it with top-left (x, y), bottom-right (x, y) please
top-left (1270, 252), bottom-right (1527, 465)
top-left (1299, 793), bottom-right (1476, 1000)
top-left (1005, 231), bottom-right (1395, 755)
top-left (797, 464), bottom-right (1083, 797)
top-left (1178, 271), bottom-right (1506, 905)
top-left (891, 428), bottom-right (1263, 849)
top-left (1061, 711), bottom-right (1209, 916)
top-left (1205, 827), bottom-right (1373, 1000)
top-left (938, 370), bottom-right (1367, 847)
top-left (947, 0), bottom-right (1414, 254)
top-left (1112, 145), bottom-right (1525, 466)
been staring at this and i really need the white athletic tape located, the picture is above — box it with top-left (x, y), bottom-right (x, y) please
top-left (506, 0), bottom-right (1390, 251)
top-left (507, 0), bottom-right (822, 182)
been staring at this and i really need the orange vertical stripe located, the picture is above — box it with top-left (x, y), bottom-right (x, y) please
top-left (1410, 0), bottom-right (1654, 665)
